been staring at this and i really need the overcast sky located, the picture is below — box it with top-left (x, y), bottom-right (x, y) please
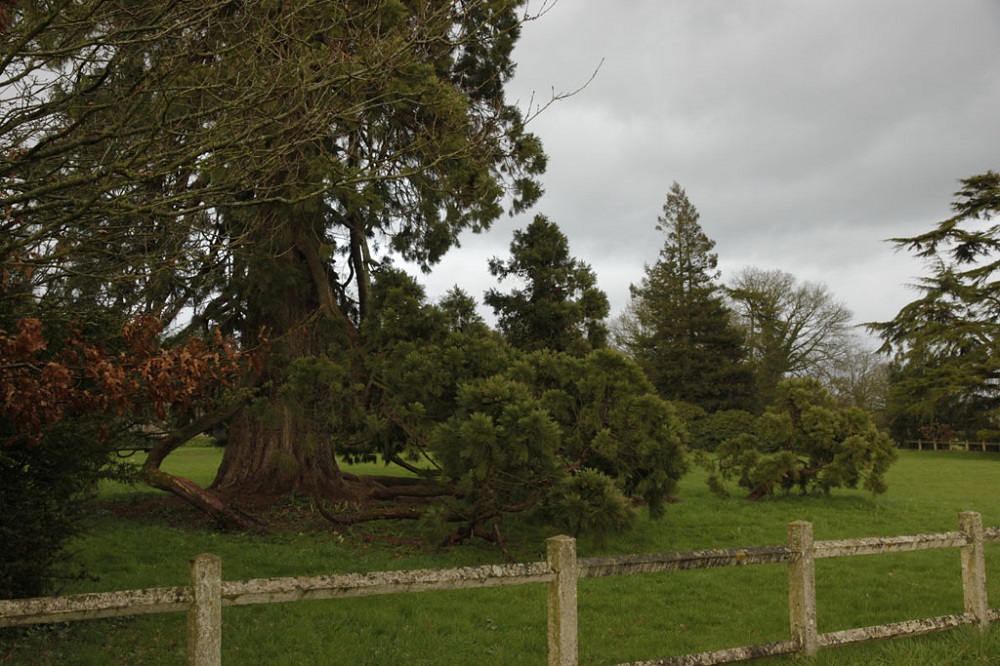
top-left (420, 0), bottom-right (1000, 342)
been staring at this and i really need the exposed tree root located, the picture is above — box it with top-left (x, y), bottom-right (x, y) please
top-left (437, 514), bottom-right (512, 560)
top-left (313, 500), bottom-right (423, 525)
top-left (370, 483), bottom-right (452, 500)
top-left (139, 402), bottom-right (269, 531)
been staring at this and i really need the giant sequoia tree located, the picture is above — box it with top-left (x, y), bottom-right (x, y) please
top-left (621, 183), bottom-right (752, 411)
top-left (3, 1), bottom-right (547, 520)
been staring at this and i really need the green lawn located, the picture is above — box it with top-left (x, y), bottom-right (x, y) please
top-left (3, 449), bottom-right (1000, 664)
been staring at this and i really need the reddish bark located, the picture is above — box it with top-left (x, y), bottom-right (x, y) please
top-left (209, 222), bottom-right (361, 500)
top-left (212, 402), bottom-right (347, 497)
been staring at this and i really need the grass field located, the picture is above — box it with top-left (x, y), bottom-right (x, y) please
top-left (2, 449), bottom-right (1000, 664)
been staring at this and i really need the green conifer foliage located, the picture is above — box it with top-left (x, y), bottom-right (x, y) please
top-left (486, 215), bottom-right (610, 355)
top-left (872, 172), bottom-right (1000, 440)
top-left (705, 378), bottom-right (897, 500)
top-left (624, 183), bottom-right (752, 411)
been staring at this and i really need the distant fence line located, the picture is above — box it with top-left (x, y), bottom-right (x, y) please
top-left (1, 512), bottom-right (998, 666)
top-left (902, 440), bottom-right (1000, 453)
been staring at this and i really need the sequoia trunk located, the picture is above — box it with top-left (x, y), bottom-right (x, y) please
top-left (212, 402), bottom-right (346, 496)
top-left (211, 208), bottom-right (357, 498)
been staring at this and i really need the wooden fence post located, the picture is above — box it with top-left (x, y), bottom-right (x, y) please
top-left (188, 554), bottom-right (222, 666)
top-left (787, 521), bottom-right (818, 658)
top-left (959, 511), bottom-right (989, 631)
top-left (547, 535), bottom-right (578, 666)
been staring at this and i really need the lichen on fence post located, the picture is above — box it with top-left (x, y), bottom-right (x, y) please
top-left (959, 511), bottom-right (989, 631)
top-left (187, 554), bottom-right (222, 666)
top-left (547, 535), bottom-right (578, 666)
top-left (787, 521), bottom-right (818, 658)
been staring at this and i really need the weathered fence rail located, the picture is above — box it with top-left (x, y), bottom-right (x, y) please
top-left (1, 512), bottom-right (997, 665)
top-left (902, 439), bottom-right (1000, 453)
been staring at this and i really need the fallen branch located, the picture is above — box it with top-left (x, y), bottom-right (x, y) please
top-left (141, 467), bottom-right (267, 531)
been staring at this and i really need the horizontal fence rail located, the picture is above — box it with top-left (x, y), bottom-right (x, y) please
top-left (813, 531), bottom-right (969, 557)
top-left (580, 544), bottom-right (794, 578)
top-left (902, 440), bottom-right (1000, 453)
top-left (0, 586), bottom-right (191, 626)
top-left (1, 512), bottom-right (998, 665)
top-left (220, 561), bottom-right (556, 606)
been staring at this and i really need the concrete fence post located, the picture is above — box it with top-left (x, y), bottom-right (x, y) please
top-left (188, 554), bottom-right (222, 666)
top-left (787, 521), bottom-right (818, 658)
top-left (547, 535), bottom-right (578, 666)
top-left (959, 511), bottom-right (989, 631)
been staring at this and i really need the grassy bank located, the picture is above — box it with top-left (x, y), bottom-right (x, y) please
top-left (2, 449), bottom-right (1000, 664)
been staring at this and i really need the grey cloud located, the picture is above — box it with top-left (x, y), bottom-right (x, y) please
top-left (420, 1), bottom-right (1000, 339)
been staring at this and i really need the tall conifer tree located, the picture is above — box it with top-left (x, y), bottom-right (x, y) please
top-left (485, 215), bottom-right (609, 355)
top-left (872, 171), bottom-right (1000, 440)
top-left (624, 183), bottom-right (751, 411)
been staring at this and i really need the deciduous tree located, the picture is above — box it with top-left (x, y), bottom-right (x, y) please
top-left (727, 267), bottom-right (853, 411)
top-left (823, 343), bottom-right (890, 421)
top-left (0, 312), bottom-right (250, 597)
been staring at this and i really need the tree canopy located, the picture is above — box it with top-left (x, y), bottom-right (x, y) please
top-left (0, 0), bottom-right (693, 562)
top-left (727, 267), bottom-right (854, 411)
top-left (871, 171), bottom-right (1000, 440)
top-left (2, 0), bottom-right (552, 528)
